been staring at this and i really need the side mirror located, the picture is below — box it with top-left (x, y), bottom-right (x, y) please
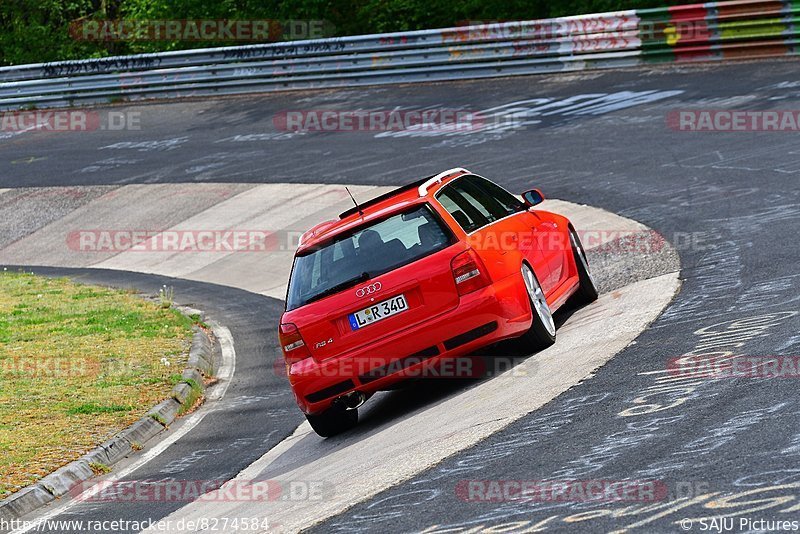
top-left (522, 189), bottom-right (545, 207)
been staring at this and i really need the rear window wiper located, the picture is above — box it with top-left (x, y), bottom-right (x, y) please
top-left (305, 272), bottom-right (371, 305)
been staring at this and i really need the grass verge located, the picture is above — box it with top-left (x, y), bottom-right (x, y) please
top-left (0, 271), bottom-right (194, 498)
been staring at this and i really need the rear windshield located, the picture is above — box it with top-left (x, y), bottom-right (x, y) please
top-left (286, 204), bottom-right (454, 310)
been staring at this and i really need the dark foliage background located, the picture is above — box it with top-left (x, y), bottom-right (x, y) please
top-left (0, 0), bottom-right (689, 66)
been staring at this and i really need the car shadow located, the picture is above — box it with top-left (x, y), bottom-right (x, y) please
top-left (255, 300), bottom-right (585, 481)
top-left (351, 299), bottom-right (582, 428)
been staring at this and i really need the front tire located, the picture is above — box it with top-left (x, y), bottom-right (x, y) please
top-left (305, 405), bottom-right (358, 438)
top-left (517, 263), bottom-right (556, 351)
top-left (569, 227), bottom-right (599, 304)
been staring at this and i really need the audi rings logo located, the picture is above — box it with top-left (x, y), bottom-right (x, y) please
top-left (356, 282), bottom-right (382, 298)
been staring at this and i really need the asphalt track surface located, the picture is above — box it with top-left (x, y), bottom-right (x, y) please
top-left (1, 59), bottom-right (800, 532)
top-left (1, 193), bottom-right (680, 533)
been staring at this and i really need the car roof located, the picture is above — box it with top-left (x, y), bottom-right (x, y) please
top-left (296, 168), bottom-right (471, 254)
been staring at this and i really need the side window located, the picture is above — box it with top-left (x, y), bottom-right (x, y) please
top-left (458, 176), bottom-right (517, 223)
top-left (437, 186), bottom-right (490, 233)
top-left (472, 177), bottom-right (527, 216)
top-left (437, 175), bottom-right (521, 233)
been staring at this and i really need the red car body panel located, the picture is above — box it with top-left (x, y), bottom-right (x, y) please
top-left (280, 170), bottom-right (581, 415)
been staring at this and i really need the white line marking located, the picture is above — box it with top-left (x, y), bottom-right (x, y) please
top-left (10, 321), bottom-right (236, 534)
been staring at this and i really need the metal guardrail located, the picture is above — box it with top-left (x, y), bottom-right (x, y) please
top-left (0, 0), bottom-right (797, 110)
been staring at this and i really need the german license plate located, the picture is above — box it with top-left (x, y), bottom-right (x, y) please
top-left (349, 294), bottom-right (408, 331)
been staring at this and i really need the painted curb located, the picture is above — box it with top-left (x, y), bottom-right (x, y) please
top-left (169, 207), bottom-right (683, 533)
top-left (0, 304), bottom-right (219, 524)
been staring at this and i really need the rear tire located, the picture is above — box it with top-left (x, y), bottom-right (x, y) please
top-left (569, 227), bottom-right (599, 304)
top-left (305, 405), bottom-right (358, 438)
top-left (517, 263), bottom-right (556, 351)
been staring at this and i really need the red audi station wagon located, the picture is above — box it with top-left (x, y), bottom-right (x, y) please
top-left (279, 168), bottom-right (598, 437)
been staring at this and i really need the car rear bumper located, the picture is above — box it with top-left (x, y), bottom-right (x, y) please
top-left (287, 274), bottom-right (531, 415)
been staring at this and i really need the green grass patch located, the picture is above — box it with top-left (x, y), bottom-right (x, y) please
top-left (66, 403), bottom-right (133, 416)
top-left (0, 272), bottom-right (194, 497)
top-left (88, 462), bottom-right (111, 475)
top-left (176, 379), bottom-right (203, 416)
top-left (149, 413), bottom-right (168, 426)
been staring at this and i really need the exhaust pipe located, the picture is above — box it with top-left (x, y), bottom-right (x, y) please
top-left (335, 391), bottom-right (366, 411)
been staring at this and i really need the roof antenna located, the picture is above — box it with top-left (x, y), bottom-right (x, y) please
top-left (346, 187), bottom-right (364, 217)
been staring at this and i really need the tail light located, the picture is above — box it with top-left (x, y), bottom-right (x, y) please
top-left (451, 249), bottom-right (492, 296)
top-left (279, 323), bottom-right (312, 364)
